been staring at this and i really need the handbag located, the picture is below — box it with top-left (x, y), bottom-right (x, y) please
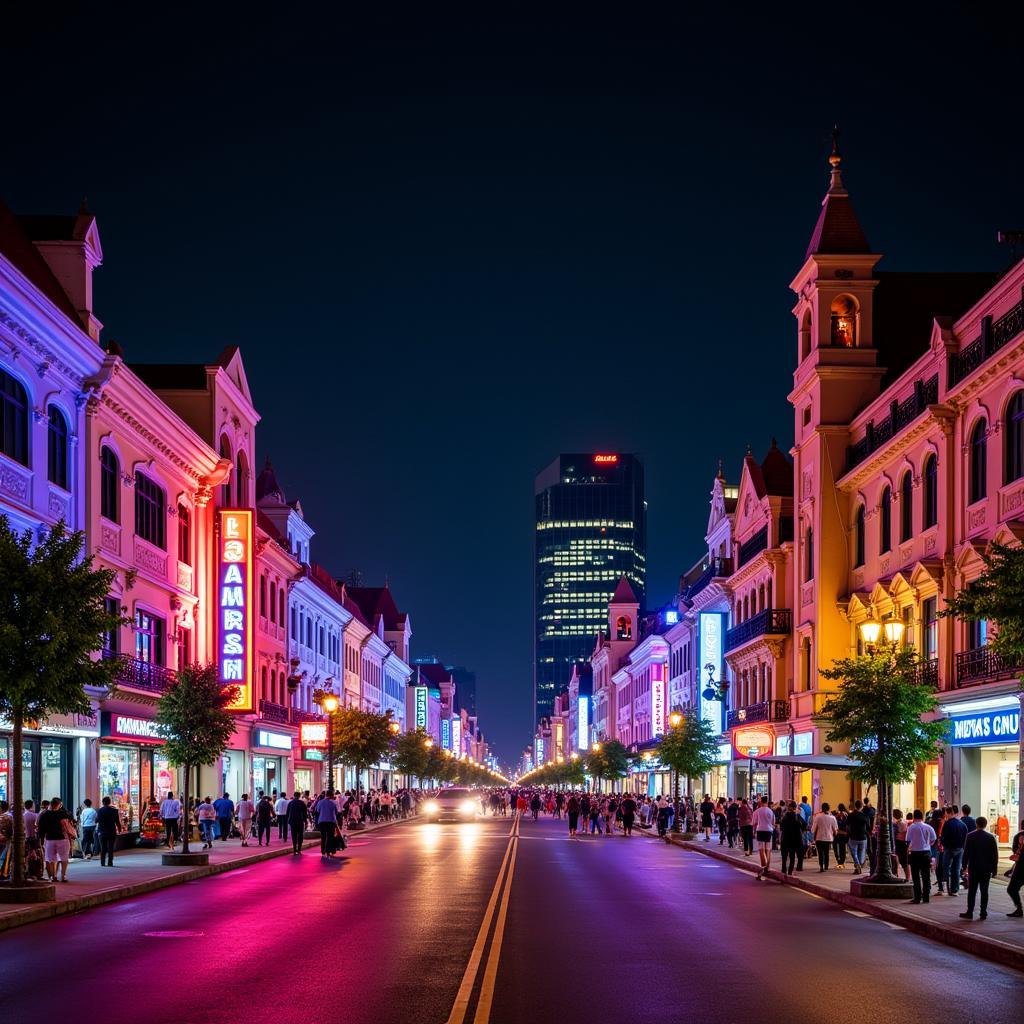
top-left (62, 817), bottom-right (78, 841)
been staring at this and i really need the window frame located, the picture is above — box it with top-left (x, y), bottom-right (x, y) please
top-left (134, 472), bottom-right (166, 549)
top-left (100, 446), bottom-right (120, 522)
top-left (970, 419), bottom-right (987, 504)
top-left (922, 454), bottom-right (938, 529)
top-left (0, 368), bottom-right (29, 466)
top-left (879, 486), bottom-right (891, 554)
top-left (47, 405), bottom-right (69, 490)
top-left (899, 471), bottom-right (913, 543)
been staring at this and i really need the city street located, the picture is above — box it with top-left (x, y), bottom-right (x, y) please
top-left (2, 813), bottom-right (1023, 1023)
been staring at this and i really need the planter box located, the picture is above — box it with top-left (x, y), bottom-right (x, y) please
top-left (161, 852), bottom-right (209, 867)
top-left (0, 882), bottom-right (56, 904)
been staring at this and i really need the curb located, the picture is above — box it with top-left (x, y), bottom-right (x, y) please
top-left (672, 838), bottom-right (1024, 974)
top-left (0, 815), bottom-right (410, 934)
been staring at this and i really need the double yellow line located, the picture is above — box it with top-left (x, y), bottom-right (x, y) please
top-left (445, 814), bottom-right (520, 1024)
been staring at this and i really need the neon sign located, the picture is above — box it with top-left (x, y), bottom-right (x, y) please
top-left (699, 611), bottom-right (726, 734)
top-left (734, 727), bottom-right (773, 759)
top-left (593, 454), bottom-right (618, 464)
top-left (299, 722), bottom-right (328, 749)
top-left (441, 717), bottom-right (451, 750)
top-left (577, 696), bottom-right (589, 749)
top-left (414, 686), bottom-right (428, 729)
top-left (651, 661), bottom-right (666, 737)
top-left (218, 509), bottom-right (254, 712)
top-left (452, 716), bottom-right (462, 755)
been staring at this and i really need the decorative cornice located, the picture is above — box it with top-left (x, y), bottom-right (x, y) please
top-left (0, 305), bottom-right (88, 388)
top-left (837, 408), bottom-right (950, 492)
top-left (99, 393), bottom-right (204, 484)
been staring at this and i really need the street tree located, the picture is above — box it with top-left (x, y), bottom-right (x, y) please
top-left (391, 728), bottom-right (430, 784)
top-left (0, 518), bottom-right (122, 891)
top-left (656, 712), bottom-right (721, 831)
top-left (332, 708), bottom-right (395, 794)
top-left (820, 647), bottom-right (946, 885)
top-left (156, 664), bottom-right (238, 856)
top-left (587, 739), bottom-right (631, 791)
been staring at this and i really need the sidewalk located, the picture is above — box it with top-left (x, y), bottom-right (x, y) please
top-left (0, 815), bottom-right (409, 933)
top-left (672, 834), bottom-right (1024, 972)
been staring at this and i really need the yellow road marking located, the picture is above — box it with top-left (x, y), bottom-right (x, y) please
top-left (472, 826), bottom-right (519, 1024)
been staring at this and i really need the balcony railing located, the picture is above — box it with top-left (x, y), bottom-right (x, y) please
top-left (914, 657), bottom-right (939, 689)
top-left (736, 526), bottom-right (768, 569)
top-left (103, 650), bottom-right (176, 694)
top-left (846, 375), bottom-right (939, 472)
top-left (683, 557), bottom-right (732, 602)
top-left (725, 608), bottom-right (792, 652)
top-left (955, 645), bottom-right (1023, 688)
top-left (289, 707), bottom-right (323, 725)
top-left (726, 700), bottom-right (790, 730)
top-left (258, 699), bottom-right (290, 724)
top-left (949, 300), bottom-right (1024, 388)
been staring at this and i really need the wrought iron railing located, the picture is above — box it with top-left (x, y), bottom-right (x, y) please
top-left (103, 650), bottom-right (176, 693)
top-left (846, 375), bottom-right (939, 472)
top-left (726, 700), bottom-right (790, 729)
top-left (258, 699), bottom-right (290, 724)
top-left (683, 557), bottom-right (732, 601)
top-left (955, 645), bottom-right (1023, 688)
top-left (914, 657), bottom-right (939, 689)
top-left (736, 526), bottom-right (768, 569)
top-left (725, 608), bottom-right (792, 652)
top-left (950, 301), bottom-right (1024, 388)
top-left (289, 707), bottom-right (323, 725)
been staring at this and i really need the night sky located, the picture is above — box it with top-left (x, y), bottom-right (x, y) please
top-left (3, 7), bottom-right (1023, 765)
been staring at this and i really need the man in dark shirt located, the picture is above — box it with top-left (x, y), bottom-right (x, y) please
top-left (95, 796), bottom-right (122, 867)
top-left (846, 801), bottom-right (869, 875)
top-left (286, 792), bottom-right (308, 855)
top-left (779, 802), bottom-right (805, 876)
top-left (941, 810), bottom-right (969, 896)
top-left (959, 817), bottom-right (999, 919)
top-left (960, 804), bottom-right (977, 834)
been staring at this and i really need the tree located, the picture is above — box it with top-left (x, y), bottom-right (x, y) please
top-left (564, 756), bottom-right (587, 788)
top-left (656, 712), bottom-right (721, 831)
top-left (391, 728), bottom-right (430, 784)
top-left (0, 519), bottom-right (122, 889)
top-left (332, 708), bottom-right (395, 794)
top-left (587, 739), bottom-right (631, 791)
top-left (820, 647), bottom-right (946, 885)
top-left (156, 664), bottom-right (238, 855)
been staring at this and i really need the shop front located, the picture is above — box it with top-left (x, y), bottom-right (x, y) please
top-left (99, 711), bottom-right (178, 842)
top-left (252, 727), bottom-right (294, 798)
top-left (942, 696), bottom-right (1021, 848)
top-left (731, 726), bottom-right (775, 801)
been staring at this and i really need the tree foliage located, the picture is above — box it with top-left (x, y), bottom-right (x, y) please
top-left (332, 708), bottom-right (396, 787)
top-left (586, 739), bottom-right (631, 784)
top-left (0, 518), bottom-right (123, 886)
top-left (391, 727), bottom-right (431, 780)
top-left (655, 713), bottom-right (721, 782)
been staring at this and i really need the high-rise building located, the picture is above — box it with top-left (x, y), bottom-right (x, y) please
top-left (534, 453), bottom-right (646, 723)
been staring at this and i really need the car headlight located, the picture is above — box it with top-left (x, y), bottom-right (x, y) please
top-left (460, 800), bottom-right (476, 815)
top-left (424, 800), bottom-right (439, 815)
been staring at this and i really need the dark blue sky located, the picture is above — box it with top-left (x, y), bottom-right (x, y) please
top-left (3, 6), bottom-right (1022, 765)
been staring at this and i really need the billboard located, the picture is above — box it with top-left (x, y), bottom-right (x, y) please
top-left (577, 695), bottom-right (589, 749)
top-left (698, 611), bottom-right (726, 734)
top-left (299, 721), bottom-right (328, 749)
top-left (452, 716), bottom-right (462, 756)
top-left (651, 661), bottom-right (666, 737)
top-left (217, 510), bottom-right (254, 712)
top-left (414, 686), bottom-right (428, 729)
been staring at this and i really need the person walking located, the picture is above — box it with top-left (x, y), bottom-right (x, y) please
top-left (812, 802), bottom-right (838, 872)
top-left (906, 809), bottom-right (937, 904)
top-left (959, 817), bottom-right (999, 920)
top-left (37, 797), bottom-right (73, 883)
top-left (715, 800), bottom-right (728, 846)
top-left (255, 794), bottom-right (274, 846)
top-left (752, 796), bottom-right (776, 880)
top-left (939, 806), bottom-right (968, 897)
top-left (737, 798), bottom-right (754, 857)
top-left (316, 790), bottom-right (340, 858)
top-left (213, 793), bottom-right (234, 842)
top-left (275, 793), bottom-right (289, 842)
top-left (196, 797), bottom-right (217, 849)
top-left (833, 803), bottom-right (849, 869)
top-left (287, 793), bottom-right (308, 855)
top-left (892, 809), bottom-right (910, 882)
top-left (779, 802), bottom-right (804, 876)
top-left (530, 793), bottom-right (541, 822)
top-left (846, 800), bottom-right (869, 875)
top-left (620, 794), bottom-right (637, 836)
top-left (236, 793), bottom-right (254, 847)
top-left (699, 795), bottom-right (714, 841)
top-left (567, 794), bottom-right (580, 837)
top-left (78, 798), bottom-right (98, 861)
top-left (159, 791), bottom-right (182, 850)
top-left (94, 796), bottom-right (121, 867)
top-left (1006, 818), bottom-right (1024, 918)
top-left (726, 797), bottom-right (739, 849)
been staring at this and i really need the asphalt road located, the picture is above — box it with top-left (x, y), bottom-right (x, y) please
top-left (2, 812), bottom-right (1022, 1024)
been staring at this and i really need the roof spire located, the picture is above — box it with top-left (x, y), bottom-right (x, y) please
top-left (716, 458), bottom-right (724, 479)
top-left (828, 124), bottom-right (846, 195)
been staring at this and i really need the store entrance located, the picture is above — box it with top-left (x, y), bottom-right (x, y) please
top-left (0, 737), bottom-right (71, 809)
top-left (252, 756), bottom-right (282, 799)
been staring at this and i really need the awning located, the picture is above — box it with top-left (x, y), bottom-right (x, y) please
top-left (754, 753), bottom-right (862, 772)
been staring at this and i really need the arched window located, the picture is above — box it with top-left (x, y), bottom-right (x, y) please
top-left (177, 504), bottom-right (191, 566)
top-left (766, 579), bottom-right (773, 610)
top-left (269, 580), bottom-right (277, 624)
top-left (970, 419), bottom-right (987, 503)
top-left (800, 310), bottom-right (812, 361)
top-left (879, 486), bottom-right (891, 554)
top-left (1006, 392), bottom-right (1024, 484)
top-left (923, 454), bottom-right (938, 528)
top-left (615, 615), bottom-right (632, 640)
top-left (854, 504), bottom-right (865, 567)
top-left (743, 594), bottom-right (749, 620)
top-left (219, 435), bottom-right (232, 505)
top-left (260, 665), bottom-right (268, 698)
top-left (236, 450), bottom-right (250, 506)
top-left (47, 406), bottom-right (69, 490)
top-left (278, 590), bottom-right (285, 627)
top-left (758, 584), bottom-right (765, 611)
top-left (0, 369), bottom-right (29, 465)
top-left (830, 295), bottom-right (858, 348)
top-left (900, 471), bottom-right (913, 542)
top-left (134, 472), bottom-right (166, 549)
top-left (805, 527), bottom-right (814, 582)
top-left (100, 446), bottom-right (119, 522)
top-left (260, 575), bottom-right (267, 618)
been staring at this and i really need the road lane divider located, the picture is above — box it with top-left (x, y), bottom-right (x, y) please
top-left (445, 816), bottom-right (520, 1024)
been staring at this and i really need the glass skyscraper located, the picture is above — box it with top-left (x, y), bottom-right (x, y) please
top-left (534, 453), bottom-right (646, 723)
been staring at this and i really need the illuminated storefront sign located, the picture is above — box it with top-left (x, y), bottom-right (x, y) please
top-left (441, 717), bottom-right (451, 750)
top-left (775, 735), bottom-right (791, 756)
top-left (578, 696), bottom-right (589, 749)
top-left (734, 727), bottom-right (773, 759)
top-left (793, 732), bottom-right (813, 756)
top-left (535, 736), bottom-right (544, 765)
top-left (414, 686), bottom-right (428, 729)
top-left (554, 720), bottom-right (564, 758)
top-left (452, 717), bottom-right (462, 756)
top-left (255, 729), bottom-right (291, 751)
top-left (715, 743), bottom-right (732, 764)
top-left (218, 509), bottom-right (254, 712)
top-left (699, 612), bottom-right (726, 733)
top-left (593, 454), bottom-right (619, 465)
top-left (101, 712), bottom-right (164, 744)
top-left (1, 710), bottom-right (99, 738)
top-left (651, 662), bottom-right (666, 737)
top-left (302, 748), bottom-right (325, 761)
top-left (948, 709), bottom-right (1020, 746)
top-left (299, 722), bottom-right (328, 749)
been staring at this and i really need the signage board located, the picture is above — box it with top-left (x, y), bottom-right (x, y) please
top-left (255, 729), bottom-right (291, 751)
top-left (651, 661), bottom-right (666, 737)
top-left (793, 732), bottom-right (813, 756)
top-left (299, 721), bottom-right (328, 749)
top-left (441, 717), bottom-right (451, 750)
top-left (578, 696), bottom-right (589, 749)
top-left (452, 716), bottom-right (462, 756)
top-left (101, 712), bottom-right (164, 744)
top-left (734, 727), bottom-right (773, 759)
top-left (715, 742), bottom-right (732, 764)
top-left (948, 708), bottom-right (1020, 746)
top-left (217, 509), bottom-right (254, 712)
top-left (414, 686), bottom-right (428, 730)
top-left (535, 736), bottom-right (544, 766)
top-left (302, 748), bottom-right (325, 761)
top-left (699, 612), bottom-right (726, 734)
top-left (0, 710), bottom-right (99, 738)
top-left (593, 454), bottom-right (619, 464)
top-left (775, 735), bottom-right (791, 756)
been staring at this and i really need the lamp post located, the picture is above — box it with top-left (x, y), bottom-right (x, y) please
top-left (314, 690), bottom-right (339, 792)
top-left (668, 709), bottom-right (683, 833)
top-left (701, 665), bottom-right (729, 820)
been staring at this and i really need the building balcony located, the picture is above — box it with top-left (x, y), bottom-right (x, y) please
top-left (725, 608), bottom-right (792, 653)
top-left (955, 645), bottom-right (1023, 688)
top-left (289, 707), bottom-right (323, 725)
top-left (845, 374), bottom-right (939, 472)
top-left (949, 299), bottom-right (1024, 388)
top-left (914, 657), bottom-right (939, 689)
top-left (726, 700), bottom-right (789, 730)
top-left (683, 557), bottom-right (732, 601)
top-left (258, 699), bottom-right (290, 725)
top-left (103, 650), bottom-right (176, 694)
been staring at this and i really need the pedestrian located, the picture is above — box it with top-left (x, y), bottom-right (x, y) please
top-left (620, 794), bottom-right (637, 836)
top-left (530, 793), bottom-right (541, 822)
top-left (78, 798), bottom-right (98, 861)
top-left (959, 817), bottom-right (999, 920)
top-left (567, 794), bottom-right (580, 837)
top-left (779, 801), bottom-right (804, 876)
top-left (287, 792), bottom-right (308, 854)
top-left (906, 809), bottom-right (937, 904)
top-left (316, 790), bottom-right (339, 858)
top-left (656, 795), bottom-right (670, 838)
top-left (160, 791), bottom-right (182, 850)
top-left (256, 794), bottom-right (274, 846)
top-left (726, 797), bottom-right (739, 849)
top-left (752, 796), bottom-right (776, 880)
top-left (197, 797), bottom-right (217, 849)
top-left (811, 802), bottom-right (838, 872)
top-left (833, 803), bottom-right (849, 869)
top-left (846, 799), bottom-right (869, 875)
top-left (236, 793), bottom-right (254, 846)
top-left (892, 809), bottom-right (910, 882)
top-left (737, 797), bottom-right (754, 856)
top-left (37, 796), bottom-right (74, 883)
top-left (213, 792), bottom-right (234, 842)
top-left (715, 800), bottom-right (728, 845)
top-left (1006, 819), bottom-right (1024, 919)
top-left (95, 795), bottom-right (121, 866)
top-left (939, 805), bottom-right (967, 897)
top-left (699, 794), bottom-right (714, 841)
top-left (275, 792), bottom-right (289, 841)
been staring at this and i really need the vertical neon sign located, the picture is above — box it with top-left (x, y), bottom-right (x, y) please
top-left (452, 716), bottom-right (462, 756)
top-left (218, 509), bottom-right (253, 712)
top-left (699, 611), bottom-right (725, 734)
top-left (577, 696), bottom-right (589, 749)
top-left (441, 717), bottom-right (451, 750)
top-left (651, 661), bottom-right (666, 737)
top-left (414, 686), bottom-right (428, 729)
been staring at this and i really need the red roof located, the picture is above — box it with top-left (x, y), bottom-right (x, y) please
top-left (611, 576), bottom-right (638, 604)
top-left (345, 585), bottom-right (408, 631)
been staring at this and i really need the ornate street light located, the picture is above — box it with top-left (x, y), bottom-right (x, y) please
top-left (313, 689), bottom-right (340, 791)
top-left (859, 616), bottom-right (882, 649)
top-left (667, 706), bottom-right (685, 833)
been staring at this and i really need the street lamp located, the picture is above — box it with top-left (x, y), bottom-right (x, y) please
top-left (314, 690), bottom-right (340, 792)
top-left (668, 707), bottom-right (684, 834)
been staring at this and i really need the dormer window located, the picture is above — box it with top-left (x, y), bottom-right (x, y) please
top-left (830, 295), bottom-right (858, 348)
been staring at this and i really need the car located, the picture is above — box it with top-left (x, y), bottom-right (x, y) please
top-left (421, 788), bottom-right (478, 822)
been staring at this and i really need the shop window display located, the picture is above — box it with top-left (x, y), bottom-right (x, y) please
top-left (99, 745), bottom-right (139, 831)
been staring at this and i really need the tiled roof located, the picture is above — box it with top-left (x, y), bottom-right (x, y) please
top-left (346, 585), bottom-right (407, 631)
top-left (611, 576), bottom-right (638, 604)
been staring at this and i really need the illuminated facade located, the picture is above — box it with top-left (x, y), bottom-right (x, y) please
top-left (534, 452), bottom-right (646, 722)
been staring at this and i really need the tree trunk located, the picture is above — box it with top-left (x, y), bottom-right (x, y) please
top-left (11, 711), bottom-right (25, 886)
top-left (181, 762), bottom-right (191, 855)
top-left (870, 770), bottom-right (898, 884)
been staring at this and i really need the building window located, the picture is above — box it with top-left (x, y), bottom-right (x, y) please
top-left (830, 295), bottom-right (857, 348)
top-left (269, 581), bottom-right (277, 624)
top-left (922, 597), bottom-right (938, 662)
top-left (923, 455), bottom-right (937, 529)
top-left (969, 617), bottom-right (988, 651)
top-left (902, 604), bottom-right (915, 650)
top-left (900, 471), bottom-right (913, 542)
top-left (100, 446), bottom-right (119, 522)
top-left (0, 369), bottom-right (29, 466)
top-left (260, 575), bottom-right (267, 618)
top-left (879, 487), bottom-right (891, 554)
top-left (854, 505), bottom-right (865, 568)
top-left (615, 615), bottom-right (632, 640)
top-left (104, 597), bottom-right (121, 655)
top-left (47, 406), bottom-right (69, 490)
top-left (278, 590), bottom-right (285, 627)
top-left (1006, 392), bottom-right (1024, 484)
top-left (969, 419), bottom-right (986, 504)
top-left (219, 435), bottom-right (232, 505)
top-left (805, 527), bottom-right (814, 582)
top-left (177, 504), bottom-right (191, 566)
top-left (177, 626), bottom-right (191, 668)
top-left (134, 472), bottom-right (166, 549)
top-left (236, 450), bottom-right (250, 506)
top-left (135, 610), bottom-right (165, 666)
top-left (290, 607), bottom-right (297, 638)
